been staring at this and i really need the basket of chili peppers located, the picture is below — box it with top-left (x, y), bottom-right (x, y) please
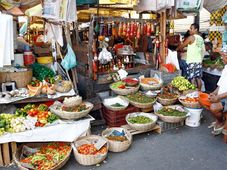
top-left (14, 142), bottom-right (72, 170)
top-left (72, 135), bottom-right (109, 166)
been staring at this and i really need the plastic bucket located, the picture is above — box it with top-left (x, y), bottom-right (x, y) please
top-left (185, 107), bottom-right (203, 127)
top-left (13, 53), bottom-right (24, 66)
top-left (24, 51), bottom-right (35, 66)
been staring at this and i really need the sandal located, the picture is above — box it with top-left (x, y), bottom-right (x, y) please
top-left (208, 121), bottom-right (216, 129)
top-left (211, 125), bottom-right (224, 136)
top-left (222, 129), bottom-right (227, 135)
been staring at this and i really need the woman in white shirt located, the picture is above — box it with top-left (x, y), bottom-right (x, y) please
top-left (209, 52), bottom-right (227, 135)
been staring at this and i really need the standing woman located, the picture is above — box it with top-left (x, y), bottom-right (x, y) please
top-left (179, 30), bottom-right (190, 77)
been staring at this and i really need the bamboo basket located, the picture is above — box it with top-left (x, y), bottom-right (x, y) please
top-left (110, 84), bottom-right (140, 96)
top-left (103, 97), bottom-right (129, 111)
top-left (140, 81), bottom-right (163, 91)
top-left (125, 98), bottom-right (156, 109)
top-left (157, 97), bottom-right (178, 106)
top-left (178, 98), bottom-right (201, 109)
top-left (154, 113), bottom-right (187, 123)
top-left (73, 135), bottom-right (109, 166)
top-left (0, 69), bottom-right (32, 88)
top-left (126, 112), bottom-right (158, 131)
top-left (14, 143), bottom-right (72, 170)
top-left (49, 102), bottom-right (94, 120)
top-left (102, 127), bottom-right (132, 153)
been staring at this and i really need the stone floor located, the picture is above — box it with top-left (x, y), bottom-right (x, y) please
top-left (2, 110), bottom-right (227, 170)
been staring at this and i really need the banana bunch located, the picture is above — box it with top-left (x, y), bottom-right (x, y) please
top-left (171, 76), bottom-right (196, 91)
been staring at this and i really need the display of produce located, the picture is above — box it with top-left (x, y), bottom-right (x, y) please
top-left (158, 92), bottom-right (178, 99)
top-left (157, 107), bottom-right (187, 117)
top-left (203, 57), bottom-right (224, 70)
top-left (31, 63), bottom-right (55, 81)
top-left (77, 144), bottom-right (107, 155)
top-left (171, 76), bottom-right (196, 91)
top-left (63, 95), bottom-right (82, 107)
top-left (103, 96), bottom-right (129, 111)
top-left (55, 80), bottom-right (72, 93)
top-left (19, 142), bottom-right (71, 170)
top-left (110, 78), bottom-right (139, 90)
top-left (128, 115), bottom-right (152, 124)
top-left (126, 92), bottom-right (156, 103)
top-left (140, 77), bottom-right (160, 85)
top-left (122, 78), bottom-right (139, 87)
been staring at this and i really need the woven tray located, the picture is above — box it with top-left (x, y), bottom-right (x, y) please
top-left (73, 135), bottom-right (109, 166)
top-left (102, 127), bottom-right (132, 153)
top-left (125, 98), bottom-right (157, 109)
top-left (49, 102), bottom-right (94, 120)
top-left (140, 82), bottom-right (163, 91)
top-left (126, 112), bottom-right (158, 131)
top-left (110, 85), bottom-right (140, 96)
top-left (103, 96), bottom-right (129, 111)
top-left (178, 98), bottom-right (201, 109)
top-left (155, 112), bottom-right (187, 123)
top-left (157, 97), bottom-right (178, 106)
top-left (14, 143), bottom-right (72, 170)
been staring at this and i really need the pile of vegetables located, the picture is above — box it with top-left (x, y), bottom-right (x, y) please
top-left (31, 63), bottom-right (55, 81)
top-left (111, 78), bottom-right (139, 89)
top-left (77, 144), bottom-right (107, 155)
top-left (110, 103), bottom-right (125, 107)
top-left (171, 76), bottom-right (196, 91)
top-left (203, 57), bottom-right (224, 70)
top-left (20, 142), bottom-right (71, 170)
top-left (181, 97), bottom-right (199, 103)
top-left (0, 104), bottom-right (59, 136)
top-left (106, 135), bottom-right (127, 142)
top-left (61, 103), bottom-right (88, 112)
top-left (126, 92), bottom-right (156, 103)
top-left (157, 107), bottom-right (187, 117)
top-left (128, 116), bottom-right (152, 124)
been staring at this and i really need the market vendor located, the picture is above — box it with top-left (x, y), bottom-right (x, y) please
top-left (176, 23), bottom-right (205, 90)
top-left (208, 51), bottom-right (227, 135)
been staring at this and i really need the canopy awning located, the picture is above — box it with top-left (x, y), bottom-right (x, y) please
top-left (203, 0), bottom-right (226, 13)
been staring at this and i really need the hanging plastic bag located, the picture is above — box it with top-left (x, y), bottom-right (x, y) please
top-left (61, 44), bottom-right (77, 71)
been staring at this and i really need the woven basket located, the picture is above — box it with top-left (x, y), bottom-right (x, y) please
top-left (49, 102), bottom-right (93, 120)
top-left (178, 98), bottom-right (201, 109)
top-left (157, 97), bottom-right (178, 106)
top-left (126, 112), bottom-right (158, 131)
top-left (0, 69), bottom-right (32, 88)
top-left (110, 85), bottom-right (140, 96)
top-left (140, 81), bottom-right (163, 91)
top-left (14, 142), bottom-right (72, 170)
top-left (103, 96), bottom-right (129, 111)
top-left (155, 105), bottom-right (187, 123)
top-left (73, 135), bottom-right (109, 166)
top-left (125, 98), bottom-right (156, 109)
top-left (102, 127), bottom-right (132, 152)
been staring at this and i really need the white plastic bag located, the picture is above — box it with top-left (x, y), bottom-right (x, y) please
top-left (166, 49), bottom-right (180, 70)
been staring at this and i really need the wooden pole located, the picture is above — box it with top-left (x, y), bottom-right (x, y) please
top-left (160, 10), bottom-right (166, 64)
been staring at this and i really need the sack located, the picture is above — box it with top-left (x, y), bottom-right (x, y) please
top-left (61, 44), bottom-right (77, 71)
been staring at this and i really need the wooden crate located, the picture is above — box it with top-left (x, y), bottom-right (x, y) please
top-left (0, 142), bottom-right (17, 166)
top-left (121, 124), bottom-right (161, 136)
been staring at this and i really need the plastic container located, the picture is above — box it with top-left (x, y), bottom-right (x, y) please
top-left (185, 107), bottom-right (203, 127)
top-left (13, 53), bottom-right (24, 66)
top-left (37, 56), bottom-right (53, 64)
top-left (23, 51), bottom-right (35, 66)
top-left (199, 92), bottom-right (211, 108)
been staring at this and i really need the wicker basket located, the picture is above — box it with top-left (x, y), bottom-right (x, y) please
top-left (49, 102), bottom-right (94, 120)
top-left (110, 85), bottom-right (140, 96)
top-left (126, 112), bottom-right (158, 131)
top-left (0, 69), bottom-right (32, 88)
top-left (14, 143), bottom-right (72, 170)
top-left (103, 96), bottom-right (129, 111)
top-left (140, 81), bottom-right (163, 91)
top-left (178, 98), bottom-right (201, 109)
top-left (73, 135), bottom-right (109, 166)
top-left (102, 127), bottom-right (132, 152)
top-left (155, 105), bottom-right (188, 123)
top-left (125, 98), bottom-right (156, 109)
top-left (157, 97), bottom-right (178, 106)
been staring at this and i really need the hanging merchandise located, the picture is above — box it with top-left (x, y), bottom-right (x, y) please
top-left (143, 22), bottom-right (147, 36)
top-left (136, 23), bottom-right (141, 39)
top-left (169, 20), bottom-right (174, 36)
top-left (61, 44), bottom-right (77, 71)
top-left (45, 23), bottom-right (64, 47)
top-left (112, 21), bottom-right (117, 37)
top-left (147, 22), bottom-right (151, 36)
top-left (118, 22), bottom-right (123, 36)
top-left (98, 48), bottom-right (113, 64)
top-left (0, 13), bottom-right (14, 68)
top-left (122, 22), bottom-right (127, 36)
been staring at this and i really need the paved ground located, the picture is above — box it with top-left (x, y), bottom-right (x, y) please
top-left (2, 111), bottom-right (227, 170)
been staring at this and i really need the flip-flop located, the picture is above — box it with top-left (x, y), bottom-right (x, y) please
top-left (212, 125), bottom-right (224, 136)
top-left (222, 129), bottom-right (227, 135)
top-left (208, 121), bottom-right (216, 129)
